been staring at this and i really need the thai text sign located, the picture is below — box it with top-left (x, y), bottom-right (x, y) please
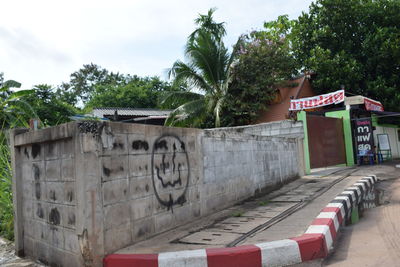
top-left (289, 90), bottom-right (345, 111)
top-left (354, 119), bottom-right (374, 154)
top-left (364, 98), bottom-right (384, 112)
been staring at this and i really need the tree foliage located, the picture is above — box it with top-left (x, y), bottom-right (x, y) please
top-left (292, 0), bottom-right (400, 111)
top-left (166, 8), bottom-right (239, 127)
top-left (223, 15), bottom-right (298, 126)
top-left (58, 63), bottom-right (126, 105)
top-left (23, 84), bottom-right (78, 126)
top-left (86, 76), bottom-right (181, 109)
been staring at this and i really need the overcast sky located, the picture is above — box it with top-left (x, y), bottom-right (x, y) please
top-left (0, 0), bottom-right (314, 89)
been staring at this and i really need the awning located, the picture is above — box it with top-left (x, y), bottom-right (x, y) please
top-left (371, 111), bottom-right (400, 126)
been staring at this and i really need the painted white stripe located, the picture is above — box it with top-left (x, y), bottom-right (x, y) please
top-left (158, 249), bottom-right (207, 267)
top-left (326, 202), bottom-right (345, 222)
top-left (347, 187), bottom-right (362, 202)
top-left (360, 178), bottom-right (372, 187)
top-left (364, 176), bottom-right (375, 185)
top-left (342, 190), bottom-right (356, 203)
top-left (256, 239), bottom-right (302, 267)
top-left (305, 225), bottom-right (333, 252)
top-left (334, 196), bottom-right (351, 210)
top-left (369, 174), bottom-right (377, 182)
top-left (354, 182), bottom-right (367, 193)
top-left (317, 212), bottom-right (340, 231)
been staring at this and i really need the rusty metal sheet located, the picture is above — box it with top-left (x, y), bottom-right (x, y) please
top-left (307, 115), bottom-right (347, 168)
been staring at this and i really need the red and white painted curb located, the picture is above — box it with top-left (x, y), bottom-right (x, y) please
top-left (104, 175), bottom-right (377, 267)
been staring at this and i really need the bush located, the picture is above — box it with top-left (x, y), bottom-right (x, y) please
top-left (0, 133), bottom-right (14, 240)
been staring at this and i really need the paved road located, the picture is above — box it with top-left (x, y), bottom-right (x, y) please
top-left (323, 174), bottom-right (400, 266)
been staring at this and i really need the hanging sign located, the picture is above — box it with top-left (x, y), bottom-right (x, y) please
top-left (354, 119), bottom-right (374, 154)
top-left (289, 90), bottom-right (345, 111)
top-left (364, 98), bottom-right (384, 112)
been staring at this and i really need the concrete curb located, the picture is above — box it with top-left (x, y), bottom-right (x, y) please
top-left (103, 175), bottom-right (377, 267)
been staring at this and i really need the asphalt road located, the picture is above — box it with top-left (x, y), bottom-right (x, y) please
top-left (323, 176), bottom-right (400, 266)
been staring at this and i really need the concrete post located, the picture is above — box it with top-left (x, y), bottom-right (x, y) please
top-left (10, 128), bottom-right (29, 256)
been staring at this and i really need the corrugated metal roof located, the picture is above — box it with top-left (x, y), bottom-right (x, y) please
top-left (92, 107), bottom-right (172, 117)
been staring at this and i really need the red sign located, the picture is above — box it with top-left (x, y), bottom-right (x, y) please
top-left (364, 98), bottom-right (384, 112)
top-left (289, 90), bottom-right (345, 111)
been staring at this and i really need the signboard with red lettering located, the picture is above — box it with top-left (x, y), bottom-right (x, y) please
top-left (289, 90), bottom-right (345, 111)
top-left (364, 98), bottom-right (384, 112)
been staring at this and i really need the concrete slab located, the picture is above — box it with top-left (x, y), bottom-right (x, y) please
top-left (240, 210), bottom-right (280, 218)
top-left (179, 231), bottom-right (242, 245)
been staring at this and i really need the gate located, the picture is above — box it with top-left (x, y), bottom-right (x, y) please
top-left (307, 115), bottom-right (347, 168)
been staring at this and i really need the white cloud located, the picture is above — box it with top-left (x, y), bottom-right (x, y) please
top-left (0, 0), bottom-right (314, 88)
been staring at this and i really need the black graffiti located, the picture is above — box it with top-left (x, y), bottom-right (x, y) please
top-left (23, 147), bottom-right (29, 159)
top-left (155, 163), bottom-right (182, 188)
top-left (33, 164), bottom-right (41, 200)
top-left (49, 208), bottom-right (60, 225)
top-left (151, 134), bottom-right (190, 213)
top-left (154, 140), bottom-right (168, 150)
top-left (32, 144), bottom-right (41, 159)
top-left (103, 166), bottom-right (111, 177)
top-left (132, 140), bottom-right (149, 151)
top-left (113, 142), bottom-right (124, 150)
top-left (36, 203), bottom-right (44, 219)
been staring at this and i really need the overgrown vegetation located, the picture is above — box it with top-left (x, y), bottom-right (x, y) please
top-left (0, 132), bottom-right (14, 240)
top-left (0, 75), bottom-right (33, 240)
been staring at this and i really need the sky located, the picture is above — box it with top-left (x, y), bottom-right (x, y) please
top-left (0, 0), bottom-right (314, 89)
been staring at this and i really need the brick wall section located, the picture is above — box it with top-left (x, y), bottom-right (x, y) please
top-left (201, 130), bottom-right (300, 214)
top-left (208, 120), bottom-right (304, 139)
top-left (11, 121), bottom-right (304, 267)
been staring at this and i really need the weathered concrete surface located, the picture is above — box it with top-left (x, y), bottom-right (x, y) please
top-left (114, 166), bottom-right (358, 254)
top-left (10, 121), bottom-right (303, 266)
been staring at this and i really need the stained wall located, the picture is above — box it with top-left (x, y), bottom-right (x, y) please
top-left (11, 121), bottom-right (303, 267)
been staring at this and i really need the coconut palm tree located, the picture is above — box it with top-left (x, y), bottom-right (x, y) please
top-left (164, 8), bottom-right (239, 128)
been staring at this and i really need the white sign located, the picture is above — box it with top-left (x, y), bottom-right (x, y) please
top-left (289, 90), bottom-right (345, 111)
top-left (378, 134), bottom-right (390, 150)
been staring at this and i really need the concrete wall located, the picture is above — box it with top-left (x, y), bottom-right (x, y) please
top-left (209, 120), bottom-right (304, 139)
top-left (11, 121), bottom-right (303, 267)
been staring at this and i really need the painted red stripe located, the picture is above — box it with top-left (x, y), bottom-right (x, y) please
top-left (206, 245), bottom-right (262, 267)
top-left (103, 254), bottom-right (158, 267)
top-left (291, 233), bottom-right (328, 262)
top-left (321, 207), bottom-right (343, 224)
top-left (311, 218), bottom-right (337, 240)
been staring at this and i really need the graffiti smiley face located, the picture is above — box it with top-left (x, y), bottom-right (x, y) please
top-left (151, 134), bottom-right (190, 212)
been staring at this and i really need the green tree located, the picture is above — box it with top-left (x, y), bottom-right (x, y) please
top-left (59, 63), bottom-right (126, 105)
top-left (85, 76), bottom-right (180, 109)
top-left (24, 84), bottom-right (78, 126)
top-left (223, 15), bottom-right (298, 126)
top-left (165, 8), bottom-right (238, 127)
top-left (292, 0), bottom-right (400, 111)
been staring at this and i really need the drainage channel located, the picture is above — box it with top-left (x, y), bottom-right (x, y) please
top-left (227, 168), bottom-right (358, 247)
top-left (174, 167), bottom-right (357, 248)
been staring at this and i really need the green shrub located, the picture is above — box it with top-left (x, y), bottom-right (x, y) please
top-left (0, 134), bottom-right (14, 240)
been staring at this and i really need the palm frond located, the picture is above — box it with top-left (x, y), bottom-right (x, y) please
top-left (164, 98), bottom-right (206, 127)
top-left (1, 80), bottom-right (21, 90)
top-left (159, 91), bottom-right (203, 109)
top-left (168, 60), bottom-right (212, 93)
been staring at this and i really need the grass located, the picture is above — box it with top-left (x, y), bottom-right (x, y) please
top-left (258, 200), bottom-right (269, 206)
top-left (0, 132), bottom-right (14, 240)
top-left (231, 210), bottom-right (243, 217)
